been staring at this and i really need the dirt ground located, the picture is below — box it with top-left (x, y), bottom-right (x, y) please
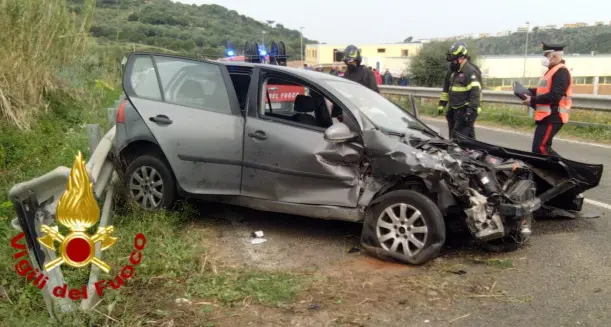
top-left (148, 202), bottom-right (570, 327)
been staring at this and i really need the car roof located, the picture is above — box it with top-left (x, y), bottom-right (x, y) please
top-left (129, 52), bottom-right (352, 86)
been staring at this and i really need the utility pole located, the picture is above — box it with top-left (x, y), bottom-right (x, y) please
top-left (300, 27), bottom-right (304, 62)
top-left (522, 21), bottom-right (530, 84)
top-left (261, 31), bottom-right (266, 46)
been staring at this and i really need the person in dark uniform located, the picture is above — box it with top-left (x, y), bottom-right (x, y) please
top-left (341, 45), bottom-right (380, 93)
top-left (522, 42), bottom-right (572, 157)
top-left (437, 42), bottom-right (483, 140)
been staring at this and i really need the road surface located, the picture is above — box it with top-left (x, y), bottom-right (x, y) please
top-left (422, 117), bottom-right (610, 207)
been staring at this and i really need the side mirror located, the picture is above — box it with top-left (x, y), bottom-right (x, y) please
top-left (324, 123), bottom-right (359, 143)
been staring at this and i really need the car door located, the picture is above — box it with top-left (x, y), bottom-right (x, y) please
top-left (241, 68), bottom-right (362, 207)
top-left (123, 53), bottom-right (244, 195)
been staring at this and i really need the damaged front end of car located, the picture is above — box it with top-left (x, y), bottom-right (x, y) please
top-left (359, 129), bottom-right (546, 264)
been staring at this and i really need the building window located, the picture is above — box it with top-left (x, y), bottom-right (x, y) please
top-left (333, 49), bottom-right (343, 62)
top-left (377, 48), bottom-right (386, 53)
top-left (401, 49), bottom-right (409, 57)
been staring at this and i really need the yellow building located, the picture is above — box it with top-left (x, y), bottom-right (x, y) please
top-left (305, 43), bottom-right (422, 67)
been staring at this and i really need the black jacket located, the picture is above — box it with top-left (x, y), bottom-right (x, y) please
top-left (343, 65), bottom-right (380, 93)
top-left (528, 61), bottom-right (570, 124)
top-left (438, 61), bottom-right (482, 111)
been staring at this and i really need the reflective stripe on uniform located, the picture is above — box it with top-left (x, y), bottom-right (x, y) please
top-left (450, 81), bottom-right (481, 92)
top-left (440, 92), bottom-right (449, 101)
top-left (535, 106), bottom-right (570, 113)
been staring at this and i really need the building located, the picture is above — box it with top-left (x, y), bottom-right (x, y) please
top-left (304, 43), bottom-right (423, 72)
top-left (516, 26), bottom-right (528, 33)
top-left (595, 21), bottom-right (605, 26)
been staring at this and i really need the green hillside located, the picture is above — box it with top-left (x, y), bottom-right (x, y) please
top-left (471, 25), bottom-right (611, 55)
top-left (68, 0), bottom-right (316, 58)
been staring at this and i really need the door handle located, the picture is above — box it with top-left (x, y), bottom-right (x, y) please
top-left (248, 130), bottom-right (267, 140)
top-left (149, 115), bottom-right (173, 125)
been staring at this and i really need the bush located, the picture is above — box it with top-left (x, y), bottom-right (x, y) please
top-left (0, 0), bottom-right (107, 130)
top-left (409, 41), bottom-right (479, 87)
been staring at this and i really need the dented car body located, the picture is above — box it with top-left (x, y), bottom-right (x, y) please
top-left (113, 52), bottom-right (603, 265)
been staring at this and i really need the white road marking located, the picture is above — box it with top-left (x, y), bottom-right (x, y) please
top-left (421, 117), bottom-right (611, 150)
top-left (585, 199), bottom-right (611, 211)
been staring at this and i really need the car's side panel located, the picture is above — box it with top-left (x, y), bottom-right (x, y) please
top-left (122, 53), bottom-right (245, 195)
top-left (241, 68), bottom-right (362, 207)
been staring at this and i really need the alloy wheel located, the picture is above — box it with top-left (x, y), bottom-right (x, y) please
top-left (375, 203), bottom-right (429, 257)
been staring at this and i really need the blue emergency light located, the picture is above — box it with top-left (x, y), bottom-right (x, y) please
top-left (226, 50), bottom-right (235, 57)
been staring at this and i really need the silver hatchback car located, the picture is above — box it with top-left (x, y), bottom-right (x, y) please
top-left (112, 52), bottom-right (602, 265)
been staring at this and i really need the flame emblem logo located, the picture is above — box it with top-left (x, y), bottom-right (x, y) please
top-left (37, 152), bottom-right (118, 273)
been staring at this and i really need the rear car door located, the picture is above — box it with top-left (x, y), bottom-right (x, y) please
top-left (241, 68), bottom-right (362, 207)
top-left (123, 53), bottom-right (244, 195)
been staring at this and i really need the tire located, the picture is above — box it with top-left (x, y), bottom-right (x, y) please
top-left (124, 154), bottom-right (177, 211)
top-left (361, 190), bottom-right (446, 265)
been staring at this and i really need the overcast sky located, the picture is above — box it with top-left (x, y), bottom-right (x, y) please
top-left (176, 0), bottom-right (611, 44)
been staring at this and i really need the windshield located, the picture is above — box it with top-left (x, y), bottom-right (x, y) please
top-left (325, 80), bottom-right (432, 135)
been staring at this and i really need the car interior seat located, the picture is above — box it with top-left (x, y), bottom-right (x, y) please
top-left (176, 79), bottom-right (205, 107)
top-left (292, 95), bottom-right (319, 126)
top-left (310, 93), bottom-right (333, 128)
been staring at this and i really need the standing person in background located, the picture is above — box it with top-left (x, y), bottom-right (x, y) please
top-left (329, 65), bottom-right (338, 75)
top-left (303, 63), bottom-right (311, 70)
top-left (372, 69), bottom-right (382, 85)
top-left (437, 41), bottom-right (482, 140)
top-left (522, 42), bottom-right (572, 157)
top-left (383, 69), bottom-right (393, 85)
top-left (341, 45), bottom-right (379, 92)
top-left (398, 73), bottom-right (409, 86)
top-left (337, 66), bottom-right (345, 77)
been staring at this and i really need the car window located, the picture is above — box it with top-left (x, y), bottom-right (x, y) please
top-left (258, 77), bottom-right (336, 130)
top-left (260, 79), bottom-right (309, 117)
top-left (325, 80), bottom-right (430, 134)
top-left (129, 56), bottom-right (162, 101)
top-left (154, 56), bottom-right (232, 114)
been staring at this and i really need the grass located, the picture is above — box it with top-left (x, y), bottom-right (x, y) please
top-left (0, 1), bottom-right (305, 325)
top-left (385, 95), bottom-right (611, 143)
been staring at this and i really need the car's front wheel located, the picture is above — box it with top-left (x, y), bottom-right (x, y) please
top-left (361, 190), bottom-right (446, 265)
top-left (124, 155), bottom-right (177, 211)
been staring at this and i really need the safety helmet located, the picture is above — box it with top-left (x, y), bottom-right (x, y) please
top-left (342, 45), bottom-right (361, 64)
top-left (446, 41), bottom-right (468, 61)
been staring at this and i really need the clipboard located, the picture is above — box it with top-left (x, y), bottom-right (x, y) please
top-left (513, 81), bottom-right (535, 117)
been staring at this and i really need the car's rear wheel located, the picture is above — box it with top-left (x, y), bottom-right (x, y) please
top-left (361, 190), bottom-right (446, 265)
top-left (124, 155), bottom-right (177, 211)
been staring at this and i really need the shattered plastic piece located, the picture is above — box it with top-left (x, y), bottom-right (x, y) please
top-left (308, 304), bottom-right (321, 310)
top-left (252, 230), bottom-right (264, 238)
top-left (348, 247), bottom-right (361, 253)
top-left (175, 298), bottom-right (192, 305)
top-left (251, 238), bottom-right (267, 244)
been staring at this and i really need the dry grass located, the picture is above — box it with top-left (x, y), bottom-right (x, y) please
top-left (0, 0), bottom-right (94, 130)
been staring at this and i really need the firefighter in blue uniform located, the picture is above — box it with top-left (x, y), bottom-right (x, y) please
top-left (437, 42), bottom-right (483, 140)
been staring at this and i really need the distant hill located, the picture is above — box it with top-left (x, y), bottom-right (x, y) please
top-left (471, 25), bottom-right (611, 55)
top-left (68, 0), bottom-right (316, 58)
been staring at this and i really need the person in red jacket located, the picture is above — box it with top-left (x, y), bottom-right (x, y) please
top-left (372, 69), bottom-right (382, 85)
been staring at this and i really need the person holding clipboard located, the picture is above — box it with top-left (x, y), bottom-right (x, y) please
top-left (518, 42), bottom-right (573, 157)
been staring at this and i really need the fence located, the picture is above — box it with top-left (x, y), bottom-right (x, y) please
top-left (378, 86), bottom-right (611, 128)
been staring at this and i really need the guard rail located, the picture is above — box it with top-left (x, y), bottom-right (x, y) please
top-left (378, 86), bottom-right (611, 112)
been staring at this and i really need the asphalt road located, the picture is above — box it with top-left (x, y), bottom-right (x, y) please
top-left (422, 118), bottom-right (610, 206)
top-left (407, 203), bottom-right (611, 327)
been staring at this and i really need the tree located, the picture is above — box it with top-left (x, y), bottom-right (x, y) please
top-left (409, 41), bottom-right (479, 87)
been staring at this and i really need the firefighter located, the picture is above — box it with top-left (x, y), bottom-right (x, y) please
top-left (341, 45), bottom-right (380, 93)
top-left (437, 42), bottom-right (482, 140)
top-left (522, 42), bottom-right (572, 157)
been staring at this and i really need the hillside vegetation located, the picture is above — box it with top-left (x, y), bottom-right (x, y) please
top-left (471, 25), bottom-right (611, 55)
top-left (69, 0), bottom-right (316, 58)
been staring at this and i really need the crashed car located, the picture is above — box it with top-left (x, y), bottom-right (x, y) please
top-left (112, 51), bottom-right (603, 265)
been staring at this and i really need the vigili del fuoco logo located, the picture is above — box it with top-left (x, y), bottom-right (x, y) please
top-left (10, 152), bottom-right (147, 300)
